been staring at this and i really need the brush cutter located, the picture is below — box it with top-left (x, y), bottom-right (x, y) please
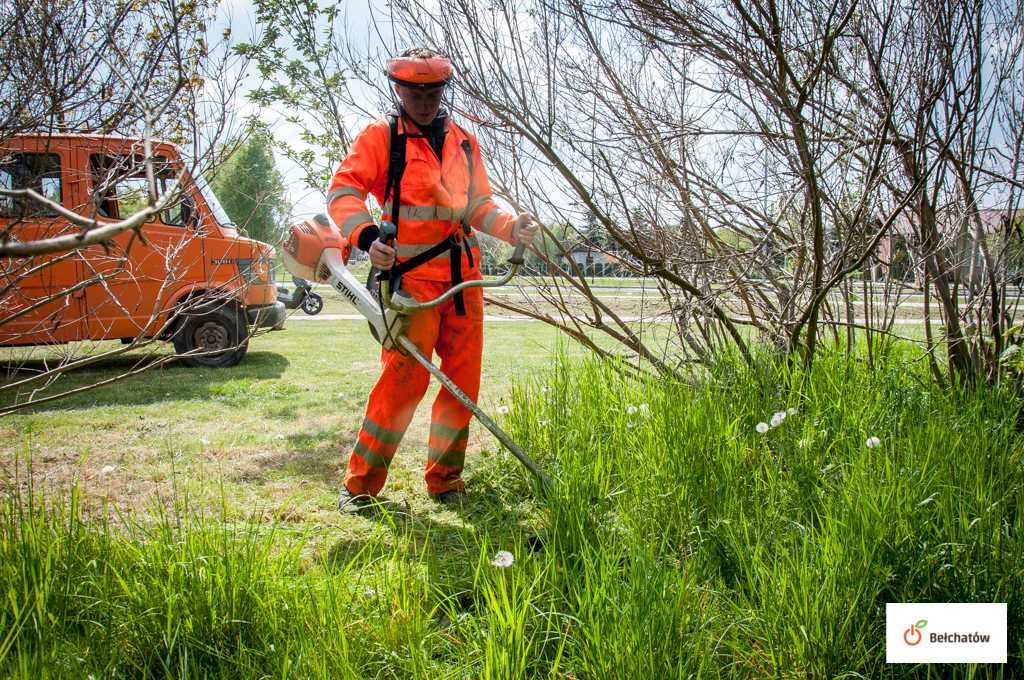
top-left (281, 214), bottom-right (550, 487)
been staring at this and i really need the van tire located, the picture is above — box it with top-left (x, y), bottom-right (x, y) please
top-left (172, 306), bottom-right (249, 368)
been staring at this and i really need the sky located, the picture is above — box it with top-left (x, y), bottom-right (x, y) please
top-left (213, 0), bottom-right (380, 223)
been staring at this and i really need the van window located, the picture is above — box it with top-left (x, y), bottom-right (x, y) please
top-left (0, 153), bottom-right (63, 218)
top-left (90, 154), bottom-right (184, 226)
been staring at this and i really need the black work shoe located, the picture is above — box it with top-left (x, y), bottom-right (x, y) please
top-left (338, 486), bottom-right (374, 514)
top-left (432, 489), bottom-right (466, 506)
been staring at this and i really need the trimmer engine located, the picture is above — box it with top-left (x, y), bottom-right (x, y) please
top-left (281, 214), bottom-right (412, 349)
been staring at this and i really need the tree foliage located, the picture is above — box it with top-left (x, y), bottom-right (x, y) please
top-left (211, 131), bottom-right (288, 245)
top-left (234, 0), bottom-right (361, 194)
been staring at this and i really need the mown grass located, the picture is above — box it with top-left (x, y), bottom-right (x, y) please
top-left (1, 337), bottom-right (1021, 678)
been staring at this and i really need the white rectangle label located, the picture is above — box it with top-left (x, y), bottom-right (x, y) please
top-left (886, 603), bottom-right (1006, 663)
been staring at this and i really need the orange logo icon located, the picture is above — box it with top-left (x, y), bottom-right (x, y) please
top-left (903, 619), bottom-right (927, 646)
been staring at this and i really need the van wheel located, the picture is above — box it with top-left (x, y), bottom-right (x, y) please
top-left (172, 306), bottom-right (249, 368)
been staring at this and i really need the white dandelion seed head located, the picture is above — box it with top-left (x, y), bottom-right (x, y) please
top-left (200, 438), bottom-right (210, 446)
top-left (496, 405), bottom-right (511, 415)
top-left (99, 465), bottom-right (116, 476)
top-left (626, 420), bottom-right (638, 429)
top-left (786, 407), bottom-right (798, 416)
top-left (638, 403), bottom-right (651, 417)
top-left (538, 419), bottom-right (550, 427)
top-left (541, 386), bottom-right (550, 394)
top-left (490, 550), bottom-right (514, 568)
top-left (770, 411), bottom-right (786, 428)
top-left (626, 405), bottom-right (638, 415)
top-left (756, 422), bottom-right (770, 434)
top-left (275, 433), bottom-right (285, 440)
top-left (866, 436), bottom-right (881, 448)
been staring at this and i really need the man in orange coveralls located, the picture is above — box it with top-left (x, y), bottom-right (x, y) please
top-left (326, 47), bottom-right (538, 512)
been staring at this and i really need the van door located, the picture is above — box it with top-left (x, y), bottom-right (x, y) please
top-left (0, 149), bottom-right (86, 346)
top-left (81, 153), bottom-right (206, 340)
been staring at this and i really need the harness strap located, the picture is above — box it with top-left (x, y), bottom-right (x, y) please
top-left (381, 118), bottom-right (479, 316)
top-left (383, 114), bottom-right (407, 237)
top-left (392, 236), bottom-right (456, 276)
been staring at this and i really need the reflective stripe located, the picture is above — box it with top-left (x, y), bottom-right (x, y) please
top-left (354, 440), bottom-right (391, 468)
top-left (466, 194), bottom-right (491, 216)
top-left (430, 421), bottom-right (465, 442)
top-left (340, 211), bottom-right (373, 237)
top-left (396, 242), bottom-right (440, 259)
top-left (327, 186), bottom-right (364, 204)
top-left (362, 417), bottom-right (403, 446)
top-left (382, 202), bottom-right (458, 222)
top-left (427, 425), bottom-right (469, 465)
top-left (395, 235), bottom-right (479, 260)
top-left (480, 208), bottom-right (500, 235)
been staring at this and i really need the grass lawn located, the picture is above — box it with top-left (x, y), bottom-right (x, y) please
top-left (0, 318), bottom-right (1021, 677)
top-left (0, 319), bottom-right (571, 528)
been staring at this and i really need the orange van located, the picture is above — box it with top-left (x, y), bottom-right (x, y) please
top-left (0, 133), bottom-right (285, 367)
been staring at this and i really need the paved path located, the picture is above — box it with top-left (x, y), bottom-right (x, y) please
top-left (285, 313), bottom-right (929, 325)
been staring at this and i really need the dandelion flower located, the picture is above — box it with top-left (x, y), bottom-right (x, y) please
top-left (490, 550), bottom-right (514, 568)
top-left (786, 407), bottom-right (797, 416)
top-left (541, 386), bottom-right (550, 394)
top-left (770, 411), bottom-right (786, 428)
top-left (100, 465), bottom-right (116, 476)
top-left (200, 438), bottom-right (210, 446)
top-left (756, 422), bottom-right (770, 434)
top-left (866, 436), bottom-right (881, 448)
top-left (496, 405), bottom-right (510, 415)
top-left (626, 420), bottom-right (637, 429)
top-left (638, 403), bottom-right (651, 417)
top-left (539, 419), bottom-right (550, 427)
top-left (626, 405), bottom-right (638, 415)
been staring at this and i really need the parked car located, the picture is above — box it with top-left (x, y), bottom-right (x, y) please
top-left (0, 133), bottom-right (286, 367)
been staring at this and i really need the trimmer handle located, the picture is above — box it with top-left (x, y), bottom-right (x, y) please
top-left (378, 220), bottom-right (397, 246)
top-left (508, 243), bottom-right (526, 266)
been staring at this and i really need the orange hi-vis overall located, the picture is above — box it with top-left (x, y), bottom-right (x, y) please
top-left (326, 114), bottom-right (518, 496)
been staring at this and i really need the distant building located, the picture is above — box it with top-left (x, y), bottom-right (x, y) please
top-left (871, 208), bottom-right (1022, 287)
top-left (561, 240), bottom-right (628, 277)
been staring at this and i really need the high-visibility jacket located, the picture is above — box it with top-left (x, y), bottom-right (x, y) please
top-left (326, 115), bottom-right (517, 281)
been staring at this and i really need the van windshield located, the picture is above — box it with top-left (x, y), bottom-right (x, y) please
top-left (193, 172), bottom-right (235, 229)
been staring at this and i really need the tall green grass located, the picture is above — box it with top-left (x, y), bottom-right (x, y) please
top-left (2, 349), bottom-right (1021, 678)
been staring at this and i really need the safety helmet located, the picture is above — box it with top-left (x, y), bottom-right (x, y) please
top-left (385, 50), bottom-right (453, 90)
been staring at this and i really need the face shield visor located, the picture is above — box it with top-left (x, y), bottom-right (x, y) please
top-left (386, 55), bottom-right (455, 123)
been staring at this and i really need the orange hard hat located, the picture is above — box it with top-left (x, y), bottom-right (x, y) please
top-left (385, 53), bottom-right (453, 89)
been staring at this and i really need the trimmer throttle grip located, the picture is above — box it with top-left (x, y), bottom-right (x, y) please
top-left (378, 220), bottom-right (397, 246)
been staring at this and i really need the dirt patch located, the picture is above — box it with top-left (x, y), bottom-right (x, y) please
top-left (223, 449), bottom-right (340, 484)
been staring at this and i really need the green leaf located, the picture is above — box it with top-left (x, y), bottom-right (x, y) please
top-left (916, 619), bottom-right (927, 629)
